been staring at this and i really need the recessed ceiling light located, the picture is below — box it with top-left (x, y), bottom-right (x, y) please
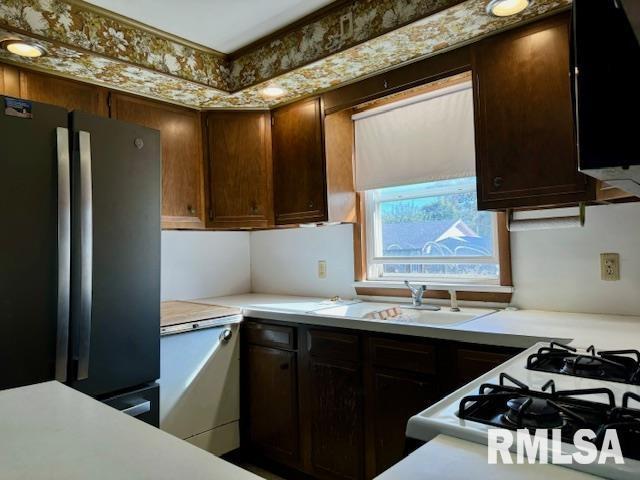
top-left (486, 0), bottom-right (530, 17)
top-left (261, 86), bottom-right (286, 98)
top-left (1, 39), bottom-right (47, 58)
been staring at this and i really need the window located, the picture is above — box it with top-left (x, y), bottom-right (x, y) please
top-left (365, 177), bottom-right (500, 284)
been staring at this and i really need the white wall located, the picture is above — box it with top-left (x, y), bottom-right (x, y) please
top-left (248, 203), bottom-right (640, 316)
top-left (250, 224), bottom-right (355, 299)
top-left (510, 203), bottom-right (640, 315)
top-left (161, 231), bottom-right (251, 301)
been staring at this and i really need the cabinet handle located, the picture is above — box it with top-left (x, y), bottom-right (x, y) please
top-left (250, 201), bottom-right (258, 214)
top-left (280, 363), bottom-right (289, 370)
top-left (187, 205), bottom-right (196, 215)
top-left (308, 200), bottom-right (314, 209)
top-left (493, 177), bottom-right (504, 189)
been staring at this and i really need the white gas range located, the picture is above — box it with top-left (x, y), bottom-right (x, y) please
top-left (407, 342), bottom-right (640, 479)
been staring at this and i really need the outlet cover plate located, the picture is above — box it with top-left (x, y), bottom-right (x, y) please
top-left (318, 260), bottom-right (327, 279)
top-left (600, 253), bottom-right (620, 281)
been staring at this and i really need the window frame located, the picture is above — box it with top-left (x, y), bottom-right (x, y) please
top-left (353, 189), bottom-right (513, 302)
top-left (364, 181), bottom-right (501, 285)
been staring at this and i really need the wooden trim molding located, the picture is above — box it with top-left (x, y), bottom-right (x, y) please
top-left (354, 287), bottom-right (513, 304)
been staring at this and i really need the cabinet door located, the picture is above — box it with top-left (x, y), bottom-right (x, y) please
top-left (308, 358), bottom-right (363, 480)
top-left (205, 111), bottom-right (273, 228)
top-left (19, 69), bottom-right (107, 116)
top-left (245, 345), bottom-right (300, 466)
top-left (272, 97), bottom-right (327, 224)
top-left (370, 369), bottom-right (438, 476)
top-left (0, 63), bottom-right (19, 96)
top-left (110, 93), bottom-right (204, 229)
top-left (473, 14), bottom-right (593, 210)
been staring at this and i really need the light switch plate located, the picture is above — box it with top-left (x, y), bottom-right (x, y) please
top-left (318, 260), bottom-right (327, 279)
top-left (600, 253), bottom-right (620, 281)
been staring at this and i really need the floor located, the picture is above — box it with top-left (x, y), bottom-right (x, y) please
top-left (235, 462), bottom-right (288, 480)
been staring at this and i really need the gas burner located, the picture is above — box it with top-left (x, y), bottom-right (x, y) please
top-left (455, 373), bottom-right (640, 456)
top-left (504, 396), bottom-right (564, 428)
top-left (527, 342), bottom-right (640, 385)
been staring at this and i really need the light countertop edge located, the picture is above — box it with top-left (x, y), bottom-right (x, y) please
top-left (193, 294), bottom-right (640, 350)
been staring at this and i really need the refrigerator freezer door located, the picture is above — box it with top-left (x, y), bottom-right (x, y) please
top-left (0, 97), bottom-right (69, 390)
top-left (69, 112), bottom-right (161, 396)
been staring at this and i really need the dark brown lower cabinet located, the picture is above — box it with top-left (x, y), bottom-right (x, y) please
top-left (243, 344), bottom-right (300, 467)
top-left (369, 368), bottom-right (438, 476)
top-left (241, 319), bottom-right (521, 480)
top-left (308, 358), bottom-right (363, 480)
top-left (452, 347), bottom-right (515, 390)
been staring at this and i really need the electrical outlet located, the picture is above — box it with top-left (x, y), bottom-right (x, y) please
top-left (340, 12), bottom-right (353, 39)
top-left (600, 253), bottom-right (620, 281)
top-left (318, 260), bottom-right (327, 279)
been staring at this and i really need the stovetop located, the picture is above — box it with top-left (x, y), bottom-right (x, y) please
top-left (458, 372), bottom-right (640, 461)
top-left (527, 342), bottom-right (640, 385)
top-left (407, 342), bottom-right (640, 480)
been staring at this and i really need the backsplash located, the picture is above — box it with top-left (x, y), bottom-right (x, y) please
top-left (248, 203), bottom-right (640, 316)
top-left (161, 231), bottom-right (251, 301)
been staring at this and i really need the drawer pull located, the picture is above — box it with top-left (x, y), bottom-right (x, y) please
top-left (121, 400), bottom-right (151, 418)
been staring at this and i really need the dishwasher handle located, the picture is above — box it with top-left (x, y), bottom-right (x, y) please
top-left (219, 328), bottom-right (233, 344)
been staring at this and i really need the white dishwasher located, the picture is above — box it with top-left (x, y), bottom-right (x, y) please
top-left (159, 301), bottom-right (242, 456)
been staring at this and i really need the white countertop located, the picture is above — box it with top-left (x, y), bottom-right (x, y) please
top-left (0, 381), bottom-right (259, 480)
top-left (195, 293), bottom-right (640, 349)
top-left (375, 435), bottom-right (599, 479)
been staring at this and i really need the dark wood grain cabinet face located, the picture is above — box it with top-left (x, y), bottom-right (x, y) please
top-left (308, 358), bottom-right (364, 480)
top-left (242, 322), bottom-right (522, 479)
top-left (205, 111), bottom-right (273, 228)
top-left (272, 97), bottom-right (327, 224)
top-left (110, 93), bottom-right (204, 229)
top-left (473, 14), bottom-right (594, 210)
top-left (453, 348), bottom-right (514, 390)
top-left (244, 344), bottom-right (300, 465)
top-left (18, 69), bottom-right (108, 116)
top-left (307, 329), bottom-right (364, 479)
top-left (370, 369), bottom-right (438, 476)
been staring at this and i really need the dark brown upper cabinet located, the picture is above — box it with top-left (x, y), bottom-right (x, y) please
top-left (110, 93), bottom-right (205, 229)
top-left (472, 13), bottom-right (594, 210)
top-left (204, 111), bottom-right (273, 229)
top-left (272, 97), bottom-right (328, 224)
top-left (19, 69), bottom-right (108, 117)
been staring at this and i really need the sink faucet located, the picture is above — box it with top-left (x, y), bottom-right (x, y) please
top-left (404, 281), bottom-right (427, 307)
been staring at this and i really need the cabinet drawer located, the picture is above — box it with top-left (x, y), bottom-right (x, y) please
top-left (307, 329), bottom-right (360, 363)
top-left (369, 337), bottom-right (436, 375)
top-left (455, 348), bottom-right (512, 386)
top-left (244, 321), bottom-right (296, 349)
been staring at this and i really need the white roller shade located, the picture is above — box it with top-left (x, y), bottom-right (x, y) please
top-left (353, 81), bottom-right (475, 191)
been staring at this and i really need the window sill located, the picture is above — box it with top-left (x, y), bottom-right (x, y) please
top-left (353, 281), bottom-right (513, 304)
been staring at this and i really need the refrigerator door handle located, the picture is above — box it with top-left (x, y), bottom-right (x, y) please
top-left (55, 127), bottom-right (71, 382)
top-left (77, 130), bottom-right (93, 380)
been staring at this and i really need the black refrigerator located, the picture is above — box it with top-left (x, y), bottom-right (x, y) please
top-left (0, 97), bottom-right (161, 426)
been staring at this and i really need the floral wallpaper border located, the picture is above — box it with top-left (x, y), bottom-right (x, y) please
top-left (229, 0), bottom-right (466, 90)
top-left (0, 0), bottom-right (572, 109)
top-left (0, 0), bottom-right (230, 90)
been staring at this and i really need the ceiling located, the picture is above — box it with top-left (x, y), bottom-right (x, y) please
top-left (84, 0), bottom-right (335, 53)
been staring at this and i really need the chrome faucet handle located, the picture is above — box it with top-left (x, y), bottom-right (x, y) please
top-left (404, 280), bottom-right (426, 305)
top-left (449, 289), bottom-right (460, 312)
